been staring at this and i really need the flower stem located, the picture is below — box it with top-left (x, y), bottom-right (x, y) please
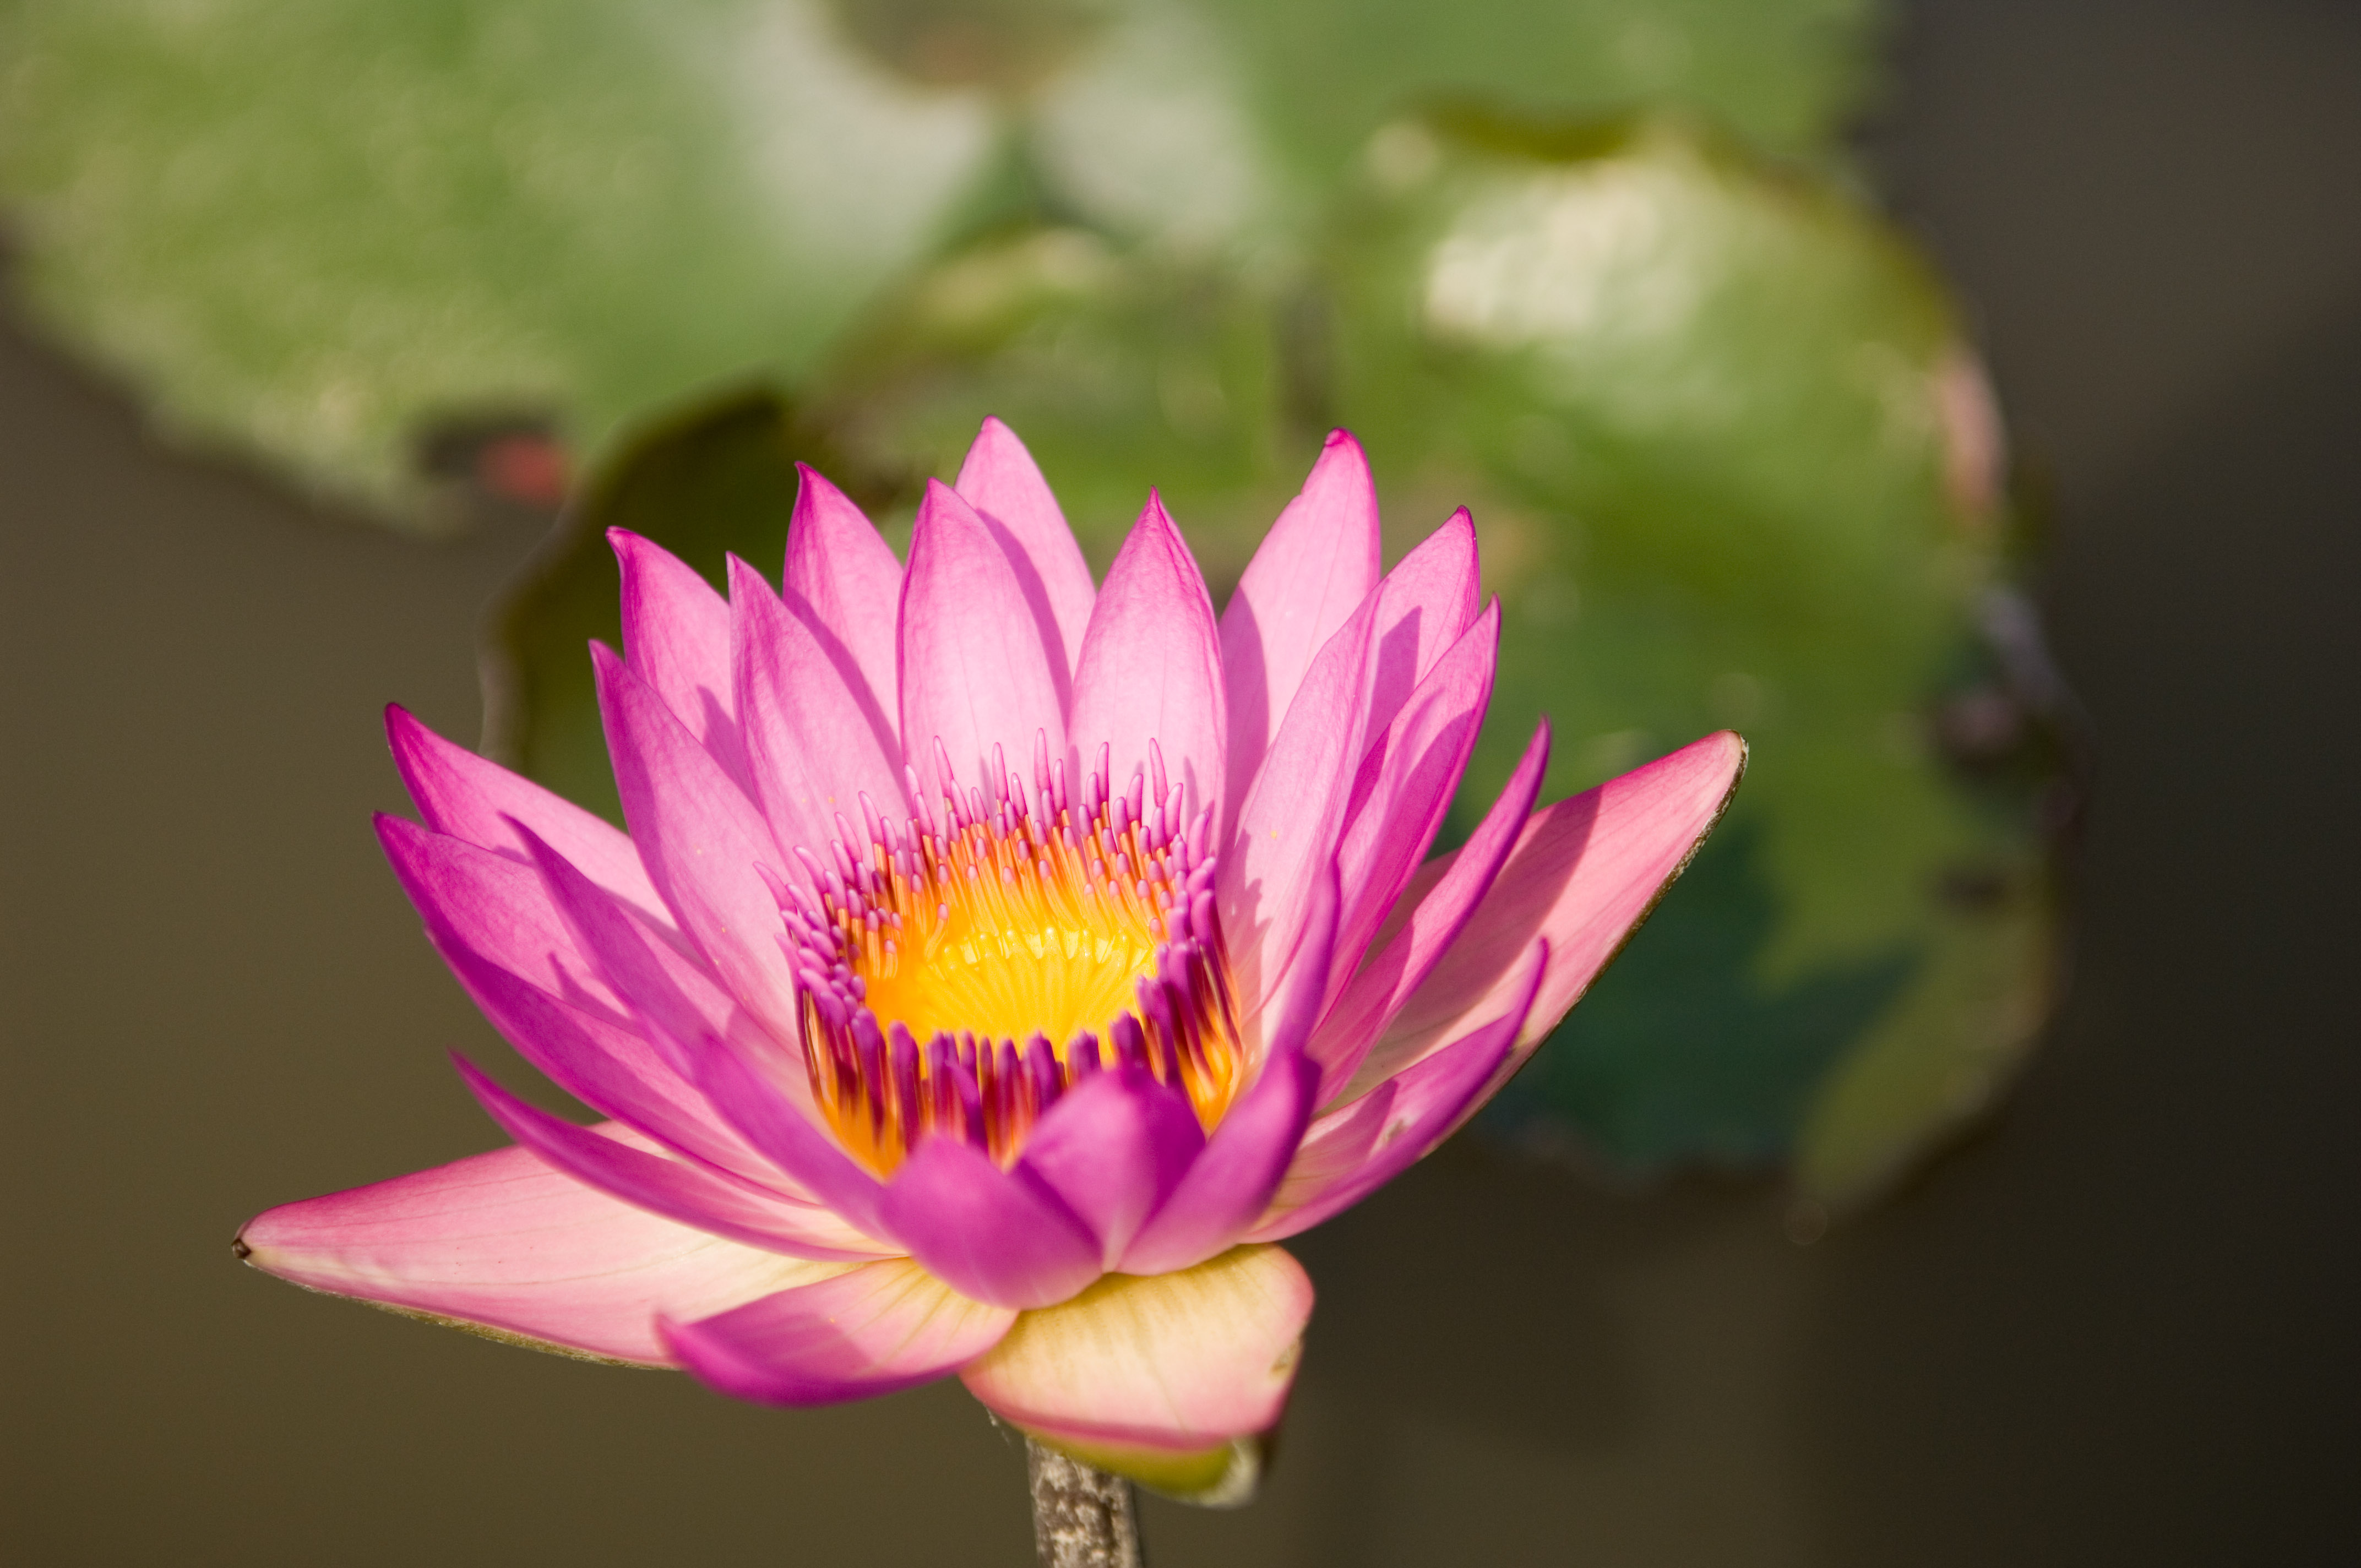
top-left (1027, 1440), bottom-right (1144, 1568)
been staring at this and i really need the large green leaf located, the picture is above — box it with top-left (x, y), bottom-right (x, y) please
top-left (0, 0), bottom-right (1880, 522)
top-left (1319, 114), bottom-right (2063, 1201)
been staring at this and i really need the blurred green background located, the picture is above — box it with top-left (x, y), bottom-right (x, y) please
top-left (5, 2), bottom-right (2358, 1564)
top-left (0, 0), bottom-right (2071, 1209)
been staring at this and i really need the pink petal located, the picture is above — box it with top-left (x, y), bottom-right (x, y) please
top-left (1218, 429), bottom-right (1381, 830)
top-left (874, 1136), bottom-right (1104, 1310)
top-left (1250, 941), bottom-right (1544, 1240)
top-left (1356, 507), bottom-right (1481, 745)
top-left (1323, 600), bottom-right (1498, 1014)
top-left (595, 643), bottom-right (801, 1050)
top-left (374, 811), bottom-right (613, 1008)
top-left (426, 907), bottom-right (807, 1201)
top-left (384, 705), bottom-right (667, 925)
top-left (689, 1039), bottom-right (892, 1238)
top-left (238, 1139), bottom-right (841, 1365)
top-left (953, 416), bottom-right (1096, 684)
top-left (898, 480), bottom-right (1069, 790)
top-left (1311, 720), bottom-right (1551, 1103)
top-left (1222, 511), bottom-right (1482, 967)
top-left (1017, 1067), bottom-right (1206, 1268)
top-left (729, 556), bottom-right (908, 861)
top-left (1118, 872), bottom-right (1335, 1276)
top-left (1066, 492), bottom-right (1226, 820)
top-left (1217, 588), bottom-right (1378, 1010)
top-left (453, 1057), bottom-right (873, 1260)
top-left (960, 1244), bottom-right (1313, 1461)
top-left (1343, 730), bottom-right (1748, 1102)
top-left (784, 463), bottom-right (905, 720)
top-left (379, 813), bottom-right (795, 1189)
top-left (662, 1257), bottom-right (1013, 1406)
top-left (613, 530), bottom-right (748, 791)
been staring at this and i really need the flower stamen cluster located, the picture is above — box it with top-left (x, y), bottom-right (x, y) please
top-left (779, 736), bottom-right (1242, 1174)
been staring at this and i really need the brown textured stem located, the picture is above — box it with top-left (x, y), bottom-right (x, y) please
top-left (1027, 1440), bottom-right (1144, 1568)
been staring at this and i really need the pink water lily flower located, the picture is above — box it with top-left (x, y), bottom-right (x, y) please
top-left (239, 419), bottom-right (1743, 1502)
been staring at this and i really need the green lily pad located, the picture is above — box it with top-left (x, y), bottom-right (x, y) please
top-left (0, 0), bottom-right (1879, 522)
top-left (1319, 113), bottom-right (2063, 1202)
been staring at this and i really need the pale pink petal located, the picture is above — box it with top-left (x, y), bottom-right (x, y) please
top-left (663, 1257), bottom-right (1013, 1406)
top-left (237, 1140), bottom-right (842, 1365)
top-left (613, 530), bottom-right (748, 790)
top-left (953, 416), bottom-right (1096, 684)
top-left (899, 480), bottom-right (1069, 789)
top-left (1018, 1067), bottom-right (1205, 1268)
top-left (1323, 601), bottom-right (1498, 1013)
top-left (595, 643), bottom-right (801, 1049)
top-left (1311, 720), bottom-right (1551, 1104)
top-left (1066, 492), bottom-right (1226, 820)
top-left (1251, 941), bottom-right (1543, 1240)
top-left (784, 464), bottom-right (905, 718)
top-left (729, 556), bottom-right (908, 860)
top-left (960, 1244), bottom-right (1312, 1466)
top-left (453, 1057), bottom-right (872, 1260)
top-left (385, 705), bottom-right (668, 926)
top-left (1342, 731), bottom-right (1747, 1102)
top-left (875, 1136), bottom-right (1105, 1310)
top-left (1218, 430), bottom-right (1381, 830)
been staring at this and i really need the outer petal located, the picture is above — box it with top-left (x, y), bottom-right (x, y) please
top-left (1311, 719), bottom-right (1551, 1103)
top-left (784, 463), bottom-right (905, 718)
top-left (953, 416), bottom-right (1096, 684)
top-left (899, 480), bottom-right (1068, 789)
top-left (454, 1057), bottom-right (880, 1260)
top-left (237, 1139), bottom-right (842, 1365)
top-left (960, 1244), bottom-right (1313, 1505)
top-left (662, 1258), bottom-right (1013, 1406)
top-left (1017, 1068), bottom-right (1206, 1269)
top-left (1342, 731), bottom-right (1747, 1102)
top-left (385, 705), bottom-right (668, 925)
top-left (595, 643), bottom-right (801, 1049)
top-left (1251, 941), bottom-right (1544, 1240)
top-left (613, 530), bottom-right (747, 790)
top-left (1067, 492), bottom-right (1226, 821)
top-left (875, 1137), bottom-right (1105, 1310)
top-left (1118, 872), bottom-right (1335, 1276)
top-left (1218, 429), bottom-right (1381, 829)
top-left (730, 556), bottom-right (907, 861)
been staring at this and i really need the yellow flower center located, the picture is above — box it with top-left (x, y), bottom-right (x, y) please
top-left (781, 741), bottom-right (1243, 1175)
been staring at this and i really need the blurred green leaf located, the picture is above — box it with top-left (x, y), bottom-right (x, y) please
top-left (0, 0), bottom-right (1881, 522)
top-left (1320, 113), bottom-right (2061, 1197)
top-left (0, 0), bottom-right (1004, 520)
